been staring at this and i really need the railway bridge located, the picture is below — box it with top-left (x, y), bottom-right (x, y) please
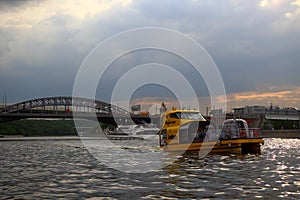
top-left (0, 96), bottom-right (152, 126)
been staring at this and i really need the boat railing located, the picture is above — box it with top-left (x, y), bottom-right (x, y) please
top-left (248, 128), bottom-right (261, 138)
top-left (220, 127), bottom-right (261, 140)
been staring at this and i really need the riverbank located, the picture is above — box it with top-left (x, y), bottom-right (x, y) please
top-left (0, 119), bottom-right (115, 137)
top-left (0, 135), bottom-right (145, 141)
top-left (0, 120), bottom-right (77, 136)
top-left (261, 129), bottom-right (300, 138)
top-left (0, 136), bottom-right (80, 141)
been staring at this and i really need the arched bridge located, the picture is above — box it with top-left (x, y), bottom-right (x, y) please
top-left (0, 96), bottom-right (151, 125)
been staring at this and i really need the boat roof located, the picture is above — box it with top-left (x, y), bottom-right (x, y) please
top-left (164, 109), bottom-right (201, 114)
top-left (223, 119), bottom-right (247, 123)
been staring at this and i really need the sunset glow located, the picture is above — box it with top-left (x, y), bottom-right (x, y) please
top-left (226, 87), bottom-right (300, 109)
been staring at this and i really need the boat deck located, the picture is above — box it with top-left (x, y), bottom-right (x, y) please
top-left (162, 138), bottom-right (263, 154)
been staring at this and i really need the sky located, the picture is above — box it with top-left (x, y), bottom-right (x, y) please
top-left (0, 0), bottom-right (299, 112)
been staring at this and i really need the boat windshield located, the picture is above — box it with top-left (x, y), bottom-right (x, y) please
top-left (170, 112), bottom-right (205, 120)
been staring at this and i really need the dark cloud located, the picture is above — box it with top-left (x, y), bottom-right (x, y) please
top-left (0, 0), bottom-right (43, 11)
top-left (128, 0), bottom-right (300, 94)
top-left (0, 0), bottom-right (299, 107)
top-left (96, 49), bottom-right (209, 102)
top-left (0, 0), bottom-right (27, 7)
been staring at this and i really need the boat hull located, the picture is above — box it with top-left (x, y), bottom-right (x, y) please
top-left (162, 138), bottom-right (263, 154)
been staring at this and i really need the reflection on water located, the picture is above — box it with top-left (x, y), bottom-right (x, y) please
top-left (0, 138), bottom-right (299, 199)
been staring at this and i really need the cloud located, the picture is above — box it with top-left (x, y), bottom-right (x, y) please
top-left (226, 86), bottom-right (300, 109)
top-left (0, 0), bottom-right (299, 110)
top-left (0, 0), bottom-right (33, 10)
top-left (128, 0), bottom-right (300, 94)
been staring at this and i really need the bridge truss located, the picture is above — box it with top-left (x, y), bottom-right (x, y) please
top-left (0, 96), bottom-right (129, 114)
top-left (0, 96), bottom-right (151, 125)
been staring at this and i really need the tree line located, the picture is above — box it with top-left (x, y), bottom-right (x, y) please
top-left (0, 119), bottom-right (114, 136)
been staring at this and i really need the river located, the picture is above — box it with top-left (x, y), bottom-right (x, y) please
top-left (0, 137), bottom-right (299, 199)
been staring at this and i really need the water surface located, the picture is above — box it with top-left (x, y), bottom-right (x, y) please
top-left (0, 138), bottom-right (299, 199)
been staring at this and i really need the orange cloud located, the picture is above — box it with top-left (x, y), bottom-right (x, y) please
top-left (234, 90), bottom-right (292, 100)
top-left (226, 87), bottom-right (300, 109)
top-left (120, 87), bottom-right (300, 113)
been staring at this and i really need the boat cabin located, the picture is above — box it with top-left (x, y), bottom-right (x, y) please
top-left (221, 119), bottom-right (260, 139)
top-left (159, 110), bottom-right (208, 146)
top-left (221, 119), bottom-right (248, 139)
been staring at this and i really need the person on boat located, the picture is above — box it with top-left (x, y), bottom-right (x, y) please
top-left (160, 130), bottom-right (167, 146)
top-left (236, 122), bottom-right (246, 138)
top-left (193, 125), bottom-right (207, 142)
top-left (221, 125), bottom-right (231, 139)
top-left (198, 129), bottom-right (206, 142)
top-left (239, 129), bottom-right (247, 138)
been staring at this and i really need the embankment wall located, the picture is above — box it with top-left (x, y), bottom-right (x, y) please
top-left (261, 129), bottom-right (300, 138)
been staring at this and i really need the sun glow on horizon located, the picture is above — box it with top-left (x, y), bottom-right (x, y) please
top-left (226, 87), bottom-right (300, 109)
top-left (128, 87), bottom-right (300, 113)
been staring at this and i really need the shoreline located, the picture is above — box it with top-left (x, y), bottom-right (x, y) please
top-left (261, 129), bottom-right (300, 139)
top-left (0, 135), bottom-right (144, 141)
top-left (1, 129), bottom-right (299, 141)
top-left (0, 136), bottom-right (80, 141)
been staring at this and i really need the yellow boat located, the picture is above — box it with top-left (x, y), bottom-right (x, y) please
top-left (158, 109), bottom-right (263, 154)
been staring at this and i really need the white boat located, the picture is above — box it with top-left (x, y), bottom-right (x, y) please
top-left (134, 124), bottom-right (160, 139)
top-left (108, 125), bottom-right (138, 135)
top-left (108, 124), bottom-right (159, 139)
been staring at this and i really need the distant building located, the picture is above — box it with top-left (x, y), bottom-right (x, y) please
top-left (210, 108), bottom-right (226, 129)
top-left (233, 105), bottom-right (299, 118)
top-left (210, 108), bottom-right (224, 116)
top-left (233, 106), bottom-right (266, 117)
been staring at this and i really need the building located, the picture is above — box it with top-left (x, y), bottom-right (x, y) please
top-left (233, 105), bottom-right (299, 118)
top-left (233, 106), bottom-right (266, 117)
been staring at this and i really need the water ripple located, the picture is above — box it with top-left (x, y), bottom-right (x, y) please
top-left (0, 138), bottom-right (299, 199)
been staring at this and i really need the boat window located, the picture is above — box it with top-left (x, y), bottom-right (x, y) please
top-left (237, 121), bottom-right (245, 129)
top-left (169, 113), bottom-right (179, 118)
top-left (222, 122), bottom-right (239, 139)
top-left (179, 122), bottom-right (198, 144)
top-left (172, 112), bottom-right (205, 120)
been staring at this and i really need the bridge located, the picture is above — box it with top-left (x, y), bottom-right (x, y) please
top-left (0, 96), bottom-right (152, 125)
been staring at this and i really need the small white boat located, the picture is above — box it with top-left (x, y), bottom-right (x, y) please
top-left (134, 124), bottom-right (160, 139)
top-left (108, 124), bottom-right (159, 139)
top-left (107, 125), bottom-right (138, 135)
